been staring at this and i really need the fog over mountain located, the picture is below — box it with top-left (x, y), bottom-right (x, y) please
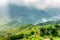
top-left (9, 4), bottom-right (52, 24)
top-left (0, 0), bottom-right (60, 31)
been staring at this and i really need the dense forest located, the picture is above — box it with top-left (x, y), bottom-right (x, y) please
top-left (0, 21), bottom-right (60, 40)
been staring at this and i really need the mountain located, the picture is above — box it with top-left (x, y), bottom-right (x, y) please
top-left (45, 8), bottom-right (60, 16)
top-left (9, 4), bottom-right (51, 24)
top-left (37, 20), bottom-right (60, 26)
top-left (1, 4), bottom-right (60, 31)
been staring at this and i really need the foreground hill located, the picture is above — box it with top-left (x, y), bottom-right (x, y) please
top-left (0, 22), bottom-right (60, 40)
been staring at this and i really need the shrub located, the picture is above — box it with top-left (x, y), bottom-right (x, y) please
top-left (10, 33), bottom-right (24, 40)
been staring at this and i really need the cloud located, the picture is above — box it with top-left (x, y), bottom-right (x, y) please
top-left (9, 0), bottom-right (48, 10)
top-left (44, 0), bottom-right (60, 8)
top-left (9, 0), bottom-right (25, 6)
top-left (24, 0), bottom-right (48, 9)
top-left (41, 18), bottom-right (48, 22)
top-left (0, 0), bottom-right (8, 7)
top-left (9, 0), bottom-right (60, 10)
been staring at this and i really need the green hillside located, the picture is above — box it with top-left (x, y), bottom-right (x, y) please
top-left (0, 23), bottom-right (60, 40)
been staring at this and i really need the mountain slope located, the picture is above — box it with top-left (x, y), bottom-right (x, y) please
top-left (0, 21), bottom-right (60, 40)
top-left (9, 4), bottom-right (51, 24)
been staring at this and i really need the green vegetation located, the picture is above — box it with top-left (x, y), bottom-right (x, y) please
top-left (0, 23), bottom-right (60, 40)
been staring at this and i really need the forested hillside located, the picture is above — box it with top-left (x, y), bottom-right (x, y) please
top-left (0, 22), bottom-right (60, 40)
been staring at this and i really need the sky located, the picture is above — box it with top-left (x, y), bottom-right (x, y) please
top-left (0, 0), bottom-right (60, 25)
top-left (0, 0), bottom-right (60, 12)
top-left (9, 0), bottom-right (60, 9)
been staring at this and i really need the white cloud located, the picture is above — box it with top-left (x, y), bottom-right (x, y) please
top-left (24, 0), bottom-right (47, 9)
top-left (26, 0), bottom-right (60, 9)
top-left (44, 0), bottom-right (60, 8)
top-left (24, 0), bottom-right (39, 6)
top-left (0, 0), bottom-right (8, 7)
top-left (9, 0), bottom-right (25, 6)
top-left (41, 18), bottom-right (48, 22)
top-left (9, 0), bottom-right (47, 10)
top-left (9, 0), bottom-right (60, 9)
